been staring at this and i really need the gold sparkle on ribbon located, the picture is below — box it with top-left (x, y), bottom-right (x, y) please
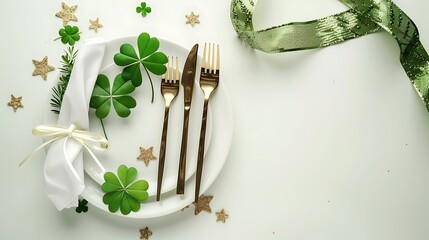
top-left (139, 227), bottom-right (152, 240)
top-left (185, 11), bottom-right (200, 27)
top-left (32, 56), bottom-right (55, 80)
top-left (89, 18), bottom-right (103, 33)
top-left (193, 195), bottom-right (213, 215)
top-left (55, 2), bottom-right (78, 26)
top-left (7, 95), bottom-right (24, 112)
top-left (137, 146), bottom-right (157, 166)
top-left (215, 209), bottom-right (229, 223)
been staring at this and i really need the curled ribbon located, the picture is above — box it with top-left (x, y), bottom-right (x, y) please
top-left (231, 0), bottom-right (429, 111)
top-left (20, 124), bottom-right (108, 171)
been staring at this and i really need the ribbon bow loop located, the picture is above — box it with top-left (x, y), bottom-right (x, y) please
top-left (20, 124), bottom-right (108, 167)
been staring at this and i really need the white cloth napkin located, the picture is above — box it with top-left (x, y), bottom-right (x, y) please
top-left (44, 38), bottom-right (106, 210)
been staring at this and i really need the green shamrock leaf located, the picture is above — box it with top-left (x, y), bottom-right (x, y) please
top-left (136, 2), bottom-right (152, 17)
top-left (113, 32), bottom-right (168, 101)
top-left (59, 25), bottom-right (80, 46)
top-left (101, 165), bottom-right (149, 215)
top-left (90, 74), bottom-right (137, 119)
top-left (75, 199), bottom-right (88, 213)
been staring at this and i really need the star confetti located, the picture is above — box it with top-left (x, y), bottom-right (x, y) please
top-left (215, 209), bottom-right (229, 223)
top-left (32, 56), bottom-right (55, 80)
top-left (193, 195), bottom-right (213, 215)
top-left (185, 11), bottom-right (200, 27)
top-left (181, 206), bottom-right (189, 212)
top-left (7, 95), bottom-right (23, 112)
top-left (139, 227), bottom-right (152, 240)
top-left (89, 18), bottom-right (103, 33)
top-left (137, 146), bottom-right (157, 166)
top-left (55, 2), bottom-right (78, 26)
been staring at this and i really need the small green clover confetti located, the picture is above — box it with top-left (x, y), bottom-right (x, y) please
top-left (90, 74), bottom-right (137, 119)
top-left (58, 25), bottom-right (80, 45)
top-left (113, 32), bottom-right (168, 102)
top-left (75, 199), bottom-right (88, 213)
top-left (102, 165), bottom-right (149, 215)
top-left (136, 2), bottom-right (152, 17)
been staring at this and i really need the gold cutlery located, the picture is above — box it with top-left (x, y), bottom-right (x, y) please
top-left (176, 44), bottom-right (199, 194)
top-left (157, 56), bottom-right (179, 201)
top-left (195, 43), bottom-right (220, 202)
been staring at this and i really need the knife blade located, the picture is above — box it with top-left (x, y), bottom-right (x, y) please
top-left (176, 43), bottom-right (199, 194)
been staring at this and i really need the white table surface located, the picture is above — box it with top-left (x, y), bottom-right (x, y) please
top-left (2, 0), bottom-right (429, 239)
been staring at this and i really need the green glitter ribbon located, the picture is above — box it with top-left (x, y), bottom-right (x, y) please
top-left (231, 0), bottom-right (429, 110)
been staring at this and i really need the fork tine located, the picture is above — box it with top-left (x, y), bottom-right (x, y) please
top-left (211, 43), bottom-right (216, 72)
top-left (209, 44), bottom-right (219, 72)
top-left (170, 57), bottom-right (175, 82)
top-left (175, 56), bottom-right (179, 81)
top-left (209, 43), bottom-right (213, 72)
top-left (201, 43), bottom-right (220, 73)
top-left (163, 56), bottom-right (180, 82)
top-left (166, 57), bottom-right (169, 81)
top-left (216, 44), bottom-right (220, 71)
top-left (202, 43), bottom-right (207, 72)
top-left (162, 62), bottom-right (166, 79)
top-left (168, 57), bottom-right (173, 81)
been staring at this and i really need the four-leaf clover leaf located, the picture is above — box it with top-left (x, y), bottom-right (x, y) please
top-left (59, 25), bottom-right (80, 46)
top-left (90, 74), bottom-right (137, 119)
top-left (75, 199), bottom-right (88, 213)
top-left (102, 165), bottom-right (149, 215)
top-left (136, 2), bottom-right (152, 17)
top-left (114, 32), bottom-right (168, 102)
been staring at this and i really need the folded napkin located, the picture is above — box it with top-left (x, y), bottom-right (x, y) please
top-left (44, 38), bottom-right (106, 210)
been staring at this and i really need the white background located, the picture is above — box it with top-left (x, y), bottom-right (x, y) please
top-left (2, 0), bottom-right (429, 239)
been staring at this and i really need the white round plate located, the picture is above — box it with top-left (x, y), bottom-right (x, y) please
top-left (44, 36), bottom-right (233, 218)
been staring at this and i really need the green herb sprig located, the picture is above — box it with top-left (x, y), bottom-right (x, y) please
top-left (50, 46), bottom-right (77, 114)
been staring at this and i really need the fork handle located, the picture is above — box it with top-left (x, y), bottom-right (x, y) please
top-left (195, 99), bottom-right (209, 202)
top-left (176, 107), bottom-right (191, 194)
top-left (157, 106), bottom-right (170, 201)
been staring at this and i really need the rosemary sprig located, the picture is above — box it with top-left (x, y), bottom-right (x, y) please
top-left (50, 46), bottom-right (77, 114)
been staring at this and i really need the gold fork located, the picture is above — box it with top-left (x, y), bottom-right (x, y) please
top-left (157, 56), bottom-right (180, 201)
top-left (195, 43), bottom-right (220, 202)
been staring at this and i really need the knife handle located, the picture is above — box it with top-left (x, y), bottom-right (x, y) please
top-left (176, 107), bottom-right (191, 194)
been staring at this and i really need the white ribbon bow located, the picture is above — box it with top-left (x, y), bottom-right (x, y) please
top-left (20, 124), bottom-right (108, 169)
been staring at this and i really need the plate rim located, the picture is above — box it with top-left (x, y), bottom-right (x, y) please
top-left (77, 36), bottom-right (233, 219)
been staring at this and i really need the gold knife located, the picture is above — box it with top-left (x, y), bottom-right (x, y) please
top-left (176, 44), bottom-right (199, 194)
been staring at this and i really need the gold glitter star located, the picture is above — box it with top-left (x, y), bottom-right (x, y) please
top-left (32, 56), bottom-right (55, 80)
top-left (7, 95), bottom-right (24, 112)
top-left (139, 227), bottom-right (152, 240)
top-left (185, 11), bottom-right (200, 27)
top-left (89, 18), bottom-right (103, 33)
top-left (193, 195), bottom-right (213, 215)
top-left (137, 146), bottom-right (157, 166)
top-left (215, 209), bottom-right (229, 223)
top-left (55, 2), bottom-right (78, 26)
